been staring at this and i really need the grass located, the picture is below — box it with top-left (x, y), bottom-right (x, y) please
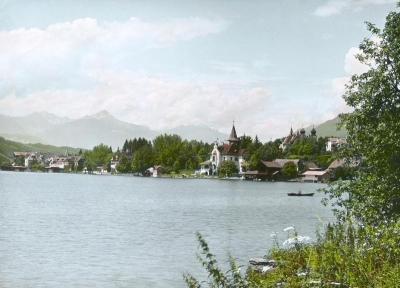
top-left (185, 221), bottom-right (400, 287)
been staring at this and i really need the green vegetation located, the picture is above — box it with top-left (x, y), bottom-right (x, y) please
top-left (219, 160), bottom-right (239, 177)
top-left (305, 116), bottom-right (348, 138)
top-left (286, 136), bottom-right (332, 166)
top-left (116, 134), bottom-right (211, 174)
top-left (281, 162), bottom-right (297, 179)
top-left (247, 139), bottom-right (283, 170)
top-left (0, 136), bottom-right (81, 166)
top-left (185, 4), bottom-right (400, 287)
top-left (83, 144), bottom-right (113, 172)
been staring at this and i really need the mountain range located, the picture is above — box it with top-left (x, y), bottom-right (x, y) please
top-left (0, 111), bottom-right (227, 149)
top-left (0, 111), bottom-right (346, 149)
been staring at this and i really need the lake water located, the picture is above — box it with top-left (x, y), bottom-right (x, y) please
top-left (0, 171), bottom-right (334, 287)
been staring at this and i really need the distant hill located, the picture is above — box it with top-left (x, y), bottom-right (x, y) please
top-left (41, 110), bottom-right (158, 149)
top-left (0, 110), bottom-right (228, 148)
top-left (0, 137), bottom-right (81, 164)
top-left (305, 116), bottom-right (347, 138)
top-left (0, 111), bottom-right (69, 135)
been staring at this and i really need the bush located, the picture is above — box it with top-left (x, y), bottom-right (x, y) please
top-left (219, 160), bottom-right (239, 177)
top-left (186, 222), bottom-right (400, 288)
top-left (281, 162), bottom-right (298, 179)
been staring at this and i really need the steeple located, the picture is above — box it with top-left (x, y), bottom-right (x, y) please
top-left (228, 121), bottom-right (239, 143)
top-left (311, 125), bottom-right (317, 137)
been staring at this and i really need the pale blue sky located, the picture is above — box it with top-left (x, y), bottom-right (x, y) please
top-left (0, 0), bottom-right (397, 139)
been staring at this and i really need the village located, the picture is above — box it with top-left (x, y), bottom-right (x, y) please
top-left (4, 123), bottom-right (351, 183)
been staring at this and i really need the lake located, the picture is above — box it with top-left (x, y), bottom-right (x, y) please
top-left (0, 171), bottom-right (334, 287)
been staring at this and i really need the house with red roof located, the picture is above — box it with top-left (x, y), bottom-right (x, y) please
top-left (201, 123), bottom-right (247, 176)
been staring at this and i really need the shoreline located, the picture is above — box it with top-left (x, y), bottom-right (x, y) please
top-left (0, 169), bottom-right (318, 184)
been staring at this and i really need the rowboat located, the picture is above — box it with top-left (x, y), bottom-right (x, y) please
top-left (287, 190), bottom-right (314, 197)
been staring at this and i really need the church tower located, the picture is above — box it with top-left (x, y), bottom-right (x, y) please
top-left (228, 122), bottom-right (239, 144)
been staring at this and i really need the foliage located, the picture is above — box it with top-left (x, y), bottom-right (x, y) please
top-left (183, 232), bottom-right (247, 288)
top-left (326, 6), bottom-right (400, 225)
top-left (250, 221), bottom-right (400, 287)
top-left (287, 137), bottom-right (327, 158)
top-left (0, 136), bottom-right (81, 160)
top-left (122, 138), bottom-right (152, 156)
top-left (30, 161), bottom-right (45, 172)
top-left (219, 160), bottom-right (239, 177)
top-left (330, 166), bottom-right (355, 181)
top-left (315, 154), bottom-right (334, 170)
top-left (187, 222), bottom-right (400, 288)
top-left (84, 144), bottom-right (113, 171)
top-left (117, 135), bottom-right (211, 174)
top-left (116, 154), bottom-right (131, 173)
top-left (247, 140), bottom-right (283, 171)
top-left (281, 161), bottom-right (298, 179)
top-left (132, 145), bottom-right (155, 173)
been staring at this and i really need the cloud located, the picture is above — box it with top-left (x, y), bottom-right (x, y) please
top-left (0, 69), bottom-right (272, 134)
top-left (0, 16), bottom-right (287, 140)
top-left (328, 46), bottom-right (369, 113)
top-left (314, 0), bottom-right (348, 17)
top-left (344, 47), bottom-right (369, 75)
top-left (0, 17), bottom-right (227, 93)
top-left (314, 0), bottom-right (397, 17)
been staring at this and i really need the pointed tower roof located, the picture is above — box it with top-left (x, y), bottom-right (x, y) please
top-left (228, 122), bottom-right (239, 143)
top-left (311, 125), bottom-right (317, 136)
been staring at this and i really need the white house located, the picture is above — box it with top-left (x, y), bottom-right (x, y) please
top-left (326, 137), bottom-right (347, 152)
top-left (110, 155), bottom-right (119, 174)
top-left (202, 124), bottom-right (247, 176)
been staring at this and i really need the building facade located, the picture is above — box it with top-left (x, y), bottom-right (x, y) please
top-left (200, 124), bottom-right (247, 176)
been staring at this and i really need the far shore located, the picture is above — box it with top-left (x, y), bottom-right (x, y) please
top-left (0, 169), bottom-right (324, 184)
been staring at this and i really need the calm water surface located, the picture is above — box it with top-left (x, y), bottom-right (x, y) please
top-left (0, 171), bottom-right (333, 287)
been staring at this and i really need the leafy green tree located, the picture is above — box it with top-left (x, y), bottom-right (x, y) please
top-left (116, 154), bottom-right (131, 173)
top-left (219, 160), bottom-right (238, 177)
top-left (132, 145), bottom-right (154, 173)
top-left (239, 135), bottom-right (253, 151)
top-left (281, 161), bottom-right (298, 179)
top-left (30, 160), bottom-right (45, 172)
top-left (76, 158), bottom-right (85, 172)
top-left (14, 156), bottom-right (25, 166)
top-left (248, 152), bottom-right (263, 171)
top-left (326, 7), bottom-right (400, 224)
top-left (153, 134), bottom-right (183, 169)
top-left (84, 144), bottom-right (113, 171)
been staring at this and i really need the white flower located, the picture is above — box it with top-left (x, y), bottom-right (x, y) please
top-left (283, 235), bottom-right (312, 249)
top-left (261, 266), bottom-right (274, 273)
top-left (283, 226), bottom-right (295, 232)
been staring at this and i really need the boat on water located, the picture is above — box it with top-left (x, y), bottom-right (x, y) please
top-left (287, 190), bottom-right (314, 197)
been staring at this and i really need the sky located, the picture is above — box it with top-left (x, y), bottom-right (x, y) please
top-left (0, 0), bottom-right (398, 140)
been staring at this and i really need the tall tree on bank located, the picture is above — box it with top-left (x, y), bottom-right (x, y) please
top-left (326, 5), bottom-right (400, 224)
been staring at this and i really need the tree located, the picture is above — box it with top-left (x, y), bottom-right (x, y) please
top-left (116, 154), bottom-right (131, 173)
top-left (132, 145), bottom-right (154, 173)
top-left (326, 6), bottom-right (400, 224)
top-left (219, 160), bottom-right (238, 177)
top-left (84, 144), bottom-right (113, 171)
top-left (281, 161), bottom-right (298, 179)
